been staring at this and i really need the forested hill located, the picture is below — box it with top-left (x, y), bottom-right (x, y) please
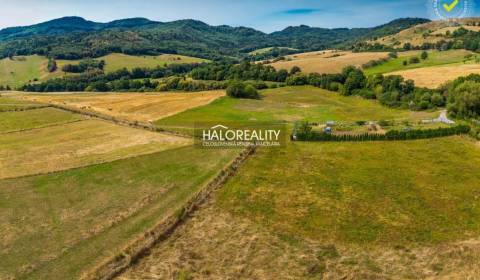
top-left (0, 17), bottom-right (429, 60)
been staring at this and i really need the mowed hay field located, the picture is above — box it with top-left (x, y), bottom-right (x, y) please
top-left (0, 95), bottom-right (47, 111)
top-left (0, 107), bottom-right (84, 133)
top-left (391, 64), bottom-right (480, 89)
top-left (156, 86), bottom-right (438, 132)
top-left (21, 91), bottom-right (225, 123)
top-left (269, 51), bottom-right (389, 74)
top-left (0, 119), bottom-right (191, 178)
top-left (120, 137), bottom-right (480, 279)
top-left (0, 146), bottom-right (241, 280)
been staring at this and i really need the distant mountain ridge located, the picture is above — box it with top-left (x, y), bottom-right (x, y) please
top-left (0, 17), bottom-right (430, 60)
top-left (0, 16), bottom-right (160, 40)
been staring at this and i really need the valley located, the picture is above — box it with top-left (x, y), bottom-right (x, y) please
top-left (1, 11), bottom-right (480, 280)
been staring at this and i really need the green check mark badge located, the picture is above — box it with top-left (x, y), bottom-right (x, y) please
top-left (443, 0), bottom-right (459, 12)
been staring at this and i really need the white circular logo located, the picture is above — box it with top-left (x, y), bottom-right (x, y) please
top-left (432, 0), bottom-right (473, 19)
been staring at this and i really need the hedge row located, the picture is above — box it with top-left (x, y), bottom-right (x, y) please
top-left (294, 125), bottom-right (471, 142)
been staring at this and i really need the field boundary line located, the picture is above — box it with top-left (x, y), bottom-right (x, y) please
top-left (0, 119), bottom-right (85, 135)
top-left (80, 146), bottom-right (256, 280)
top-left (0, 104), bottom-right (50, 113)
top-left (0, 146), bottom-right (191, 182)
top-left (47, 103), bottom-right (193, 139)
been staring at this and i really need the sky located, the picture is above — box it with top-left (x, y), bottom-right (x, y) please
top-left (0, 0), bottom-right (477, 33)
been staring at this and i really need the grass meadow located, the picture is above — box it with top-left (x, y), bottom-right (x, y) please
top-left (218, 137), bottom-right (480, 245)
top-left (0, 53), bottom-right (207, 88)
top-left (0, 146), bottom-right (240, 280)
top-left (0, 119), bottom-right (191, 178)
top-left (270, 51), bottom-right (389, 74)
top-left (364, 49), bottom-right (475, 76)
top-left (155, 86), bottom-right (438, 133)
top-left (0, 95), bottom-right (46, 111)
top-left (0, 107), bottom-right (84, 133)
top-left (22, 91), bottom-right (224, 123)
top-left (119, 136), bottom-right (480, 279)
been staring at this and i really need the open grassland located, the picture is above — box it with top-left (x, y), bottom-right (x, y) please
top-left (0, 95), bottom-right (46, 111)
top-left (102, 53), bottom-right (207, 71)
top-left (269, 51), bottom-right (389, 74)
top-left (119, 137), bottom-right (480, 279)
top-left (0, 107), bottom-right (84, 133)
top-left (218, 138), bottom-right (480, 245)
top-left (119, 200), bottom-right (480, 280)
top-left (249, 47), bottom-right (297, 55)
top-left (391, 63), bottom-right (480, 89)
top-left (0, 55), bottom-right (63, 88)
top-left (57, 53), bottom-right (208, 73)
top-left (21, 91), bottom-right (225, 123)
top-left (0, 54), bottom-right (207, 88)
top-left (0, 146), bottom-right (240, 280)
top-left (364, 49), bottom-right (475, 75)
top-left (0, 119), bottom-right (191, 178)
top-left (156, 86), bottom-right (438, 133)
top-left (370, 18), bottom-right (480, 47)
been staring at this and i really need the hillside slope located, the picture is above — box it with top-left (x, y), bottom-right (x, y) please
top-left (371, 18), bottom-right (480, 47)
top-left (0, 17), bottom-right (429, 60)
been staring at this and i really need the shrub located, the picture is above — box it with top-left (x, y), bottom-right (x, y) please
top-left (47, 58), bottom-right (57, 73)
top-left (226, 81), bottom-right (260, 99)
top-left (388, 52), bottom-right (398, 59)
top-left (290, 66), bottom-right (301, 75)
top-left (409, 57), bottom-right (420, 64)
top-left (294, 125), bottom-right (470, 142)
top-left (328, 82), bottom-right (342, 92)
top-left (342, 67), bottom-right (366, 96)
top-left (378, 119), bottom-right (392, 127)
top-left (353, 88), bottom-right (376, 99)
top-left (448, 81), bottom-right (480, 119)
top-left (421, 51), bottom-right (429, 60)
top-left (286, 74), bottom-right (308, 85)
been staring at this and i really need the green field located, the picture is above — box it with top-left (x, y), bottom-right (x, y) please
top-left (0, 55), bottom-right (52, 88)
top-left (218, 137), bottom-right (480, 245)
top-left (0, 53), bottom-right (207, 88)
top-left (0, 107), bottom-right (84, 133)
top-left (0, 146), bottom-right (240, 280)
top-left (57, 53), bottom-right (208, 72)
top-left (99, 53), bottom-right (207, 72)
top-left (249, 47), bottom-right (298, 55)
top-left (364, 50), bottom-right (475, 75)
top-left (0, 95), bottom-right (46, 111)
top-left (156, 86), bottom-right (438, 132)
top-left (0, 119), bottom-right (191, 179)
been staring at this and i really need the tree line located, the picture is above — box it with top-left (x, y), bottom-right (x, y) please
top-left (62, 59), bottom-right (105, 73)
top-left (21, 63), bottom-right (203, 92)
top-left (282, 66), bottom-right (445, 111)
top-left (21, 60), bottom-right (291, 92)
top-left (20, 59), bottom-right (445, 112)
top-left (19, 56), bottom-right (480, 119)
top-left (294, 122), bottom-right (471, 142)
